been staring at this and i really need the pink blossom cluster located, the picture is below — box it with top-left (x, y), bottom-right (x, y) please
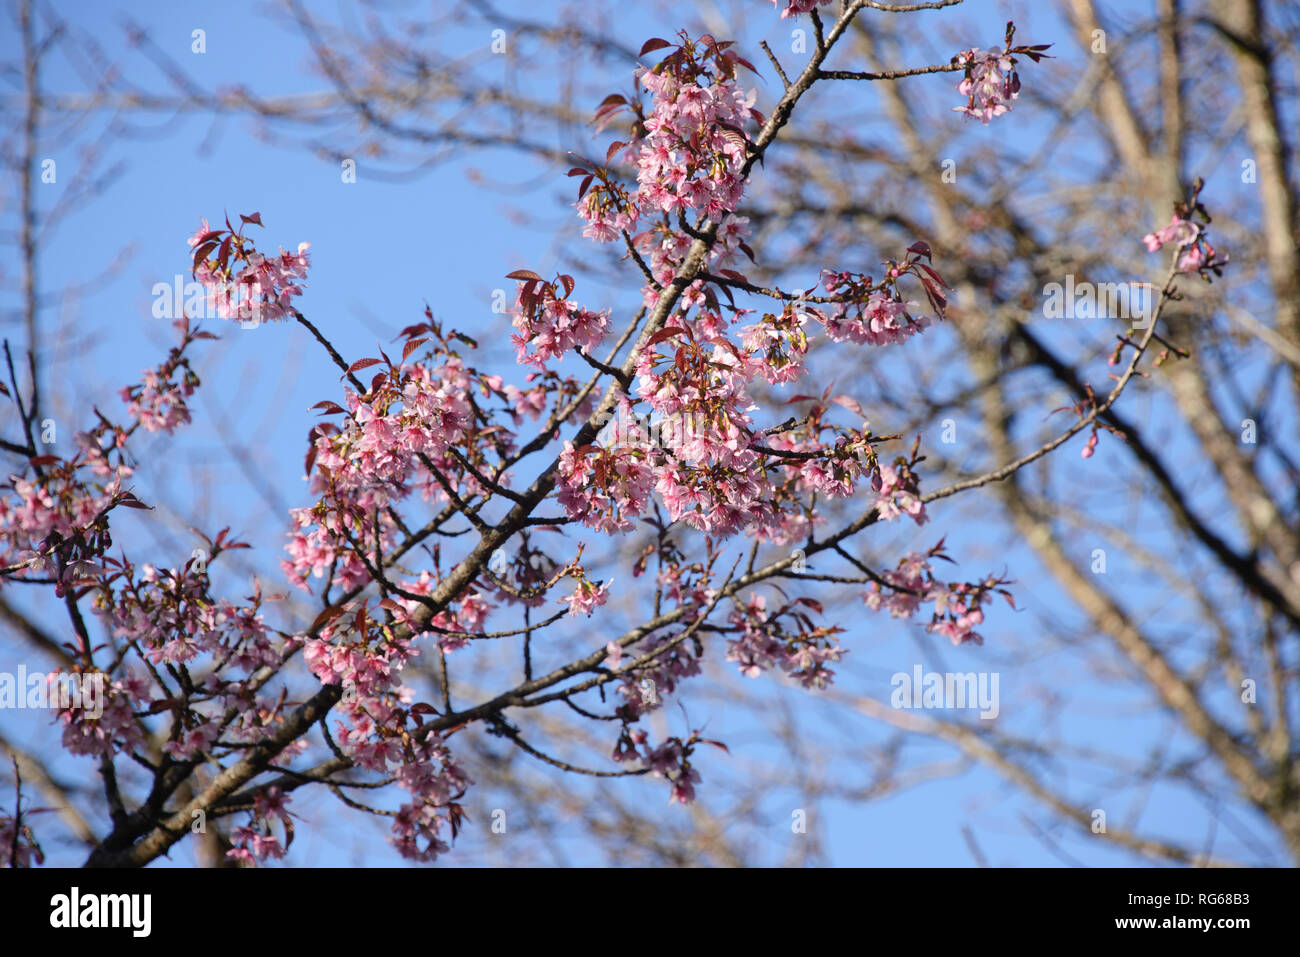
top-left (78, 560), bottom-right (290, 760)
top-left (510, 293), bottom-right (611, 368)
top-left (633, 67), bottom-right (757, 220)
top-left (631, 214), bottom-right (753, 309)
top-left (874, 460), bottom-right (928, 524)
top-left (55, 671), bottom-right (149, 758)
top-left (613, 629), bottom-right (704, 720)
top-left (817, 271), bottom-right (934, 347)
top-left (738, 304), bottom-right (810, 384)
top-left (0, 470), bottom-right (119, 580)
top-left (227, 787), bottom-right (294, 866)
top-left (94, 560), bottom-right (279, 673)
top-left (1142, 212), bottom-right (1228, 275)
top-left (642, 738), bottom-right (702, 804)
top-left (766, 431), bottom-right (875, 500)
top-left (188, 217), bottom-right (310, 323)
top-left (304, 623), bottom-right (471, 861)
top-left (0, 360), bottom-right (179, 583)
top-left (120, 366), bottom-right (194, 434)
top-left (508, 273), bottom-right (611, 369)
top-left (575, 35), bottom-right (759, 276)
top-left (610, 729), bottom-right (702, 804)
top-left (502, 381), bottom-right (548, 422)
top-left (953, 46), bottom-right (1020, 124)
top-left (116, 318), bottom-right (211, 438)
top-left (284, 357), bottom-right (474, 592)
top-left (557, 440), bottom-right (656, 533)
top-left (575, 175), bottom-right (639, 243)
top-left (724, 593), bottom-right (845, 689)
top-left (863, 551), bottom-right (1009, 646)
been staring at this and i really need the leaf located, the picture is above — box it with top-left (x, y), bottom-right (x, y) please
top-left (917, 263), bottom-right (949, 287)
top-left (403, 337), bottom-right (431, 362)
top-left (310, 400), bottom-right (347, 415)
top-left (646, 326), bottom-right (688, 347)
top-left (831, 395), bottom-right (865, 418)
top-left (606, 141), bottom-right (626, 165)
top-left (505, 269), bottom-right (543, 282)
top-left (565, 167), bottom-right (590, 177)
top-left (345, 357), bottom-right (382, 375)
top-left (191, 240), bottom-right (220, 266)
top-left (310, 604), bottom-right (346, 633)
top-left (795, 596), bottom-right (824, 614)
top-left (240, 211), bottom-right (263, 227)
top-left (639, 37), bottom-right (672, 56)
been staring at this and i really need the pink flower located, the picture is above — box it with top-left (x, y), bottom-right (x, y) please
top-left (605, 641), bottom-right (623, 669)
top-left (565, 577), bottom-right (611, 617)
top-left (1142, 214), bottom-right (1199, 253)
top-left (772, 0), bottom-right (832, 18)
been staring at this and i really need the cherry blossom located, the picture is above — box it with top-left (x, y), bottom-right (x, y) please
top-left (771, 0), bottom-right (832, 19)
top-left (952, 23), bottom-right (1051, 125)
top-left (0, 11), bottom-right (1068, 862)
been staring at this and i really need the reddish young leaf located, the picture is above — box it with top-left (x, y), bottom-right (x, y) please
top-left (639, 37), bottom-right (672, 56)
top-left (345, 358), bottom-right (382, 375)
